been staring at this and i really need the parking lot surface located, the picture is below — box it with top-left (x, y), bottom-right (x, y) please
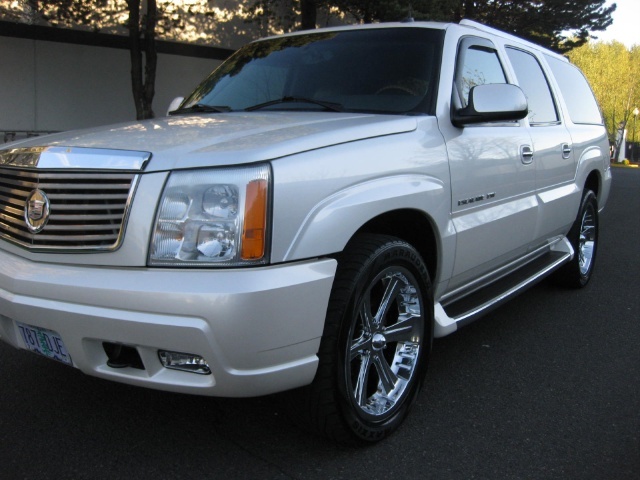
top-left (1, 168), bottom-right (638, 479)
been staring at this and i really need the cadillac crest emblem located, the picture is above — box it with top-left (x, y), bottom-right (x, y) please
top-left (24, 189), bottom-right (50, 233)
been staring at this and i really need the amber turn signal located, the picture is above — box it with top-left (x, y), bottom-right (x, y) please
top-left (241, 179), bottom-right (268, 260)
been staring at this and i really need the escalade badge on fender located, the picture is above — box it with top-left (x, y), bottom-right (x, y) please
top-left (24, 189), bottom-right (50, 233)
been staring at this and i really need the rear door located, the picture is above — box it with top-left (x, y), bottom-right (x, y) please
top-left (505, 46), bottom-right (577, 242)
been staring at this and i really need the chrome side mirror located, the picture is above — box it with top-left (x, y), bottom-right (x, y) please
top-left (166, 97), bottom-right (185, 116)
top-left (452, 84), bottom-right (528, 126)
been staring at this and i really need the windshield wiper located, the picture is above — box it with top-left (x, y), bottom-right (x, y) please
top-left (169, 103), bottom-right (232, 115)
top-left (245, 96), bottom-right (343, 112)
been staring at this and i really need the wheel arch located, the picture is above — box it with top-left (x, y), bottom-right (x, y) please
top-left (353, 209), bottom-right (439, 282)
top-left (279, 173), bottom-right (448, 273)
top-left (575, 142), bottom-right (610, 208)
top-left (584, 169), bottom-right (600, 198)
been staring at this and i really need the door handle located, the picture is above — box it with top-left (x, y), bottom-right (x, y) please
top-left (562, 143), bottom-right (572, 159)
top-left (521, 145), bottom-right (534, 164)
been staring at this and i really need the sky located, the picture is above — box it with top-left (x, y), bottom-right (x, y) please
top-left (593, 0), bottom-right (639, 47)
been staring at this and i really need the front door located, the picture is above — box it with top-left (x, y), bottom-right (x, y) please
top-left (442, 37), bottom-right (537, 289)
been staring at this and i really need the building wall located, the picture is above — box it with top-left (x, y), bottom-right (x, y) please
top-left (0, 27), bottom-right (229, 139)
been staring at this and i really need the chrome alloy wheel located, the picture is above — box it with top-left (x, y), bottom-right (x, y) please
top-left (578, 202), bottom-right (597, 276)
top-left (346, 267), bottom-right (424, 418)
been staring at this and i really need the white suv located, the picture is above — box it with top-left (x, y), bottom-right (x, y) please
top-left (0, 20), bottom-right (611, 444)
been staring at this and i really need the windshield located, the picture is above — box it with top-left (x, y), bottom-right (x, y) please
top-left (181, 27), bottom-right (443, 115)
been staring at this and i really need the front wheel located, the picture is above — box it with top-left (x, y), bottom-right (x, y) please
top-left (305, 234), bottom-right (433, 444)
top-left (553, 189), bottom-right (599, 288)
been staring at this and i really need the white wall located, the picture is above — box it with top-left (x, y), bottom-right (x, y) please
top-left (156, 51), bottom-right (220, 117)
top-left (0, 35), bottom-right (222, 134)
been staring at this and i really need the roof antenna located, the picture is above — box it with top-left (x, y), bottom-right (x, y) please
top-left (402, 2), bottom-right (415, 22)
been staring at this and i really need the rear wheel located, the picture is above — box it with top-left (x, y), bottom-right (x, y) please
top-left (553, 189), bottom-right (599, 288)
top-left (305, 234), bottom-right (433, 444)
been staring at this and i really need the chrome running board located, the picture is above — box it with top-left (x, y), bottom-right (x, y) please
top-left (434, 237), bottom-right (573, 338)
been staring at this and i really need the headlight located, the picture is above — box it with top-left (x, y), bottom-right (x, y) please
top-left (149, 164), bottom-right (270, 266)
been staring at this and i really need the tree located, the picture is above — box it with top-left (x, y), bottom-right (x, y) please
top-left (243, 0), bottom-right (455, 29)
top-left (327, 1), bottom-right (407, 23)
top-left (569, 41), bottom-right (640, 160)
top-left (456, 0), bottom-right (617, 52)
top-left (245, 0), bottom-right (616, 52)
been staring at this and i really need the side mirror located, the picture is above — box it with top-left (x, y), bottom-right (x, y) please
top-left (167, 97), bottom-right (185, 116)
top-left (452, 84), bottom-right (528, 127)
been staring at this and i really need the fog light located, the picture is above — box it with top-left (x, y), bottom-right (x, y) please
top-left (158, 350), bottom-right (211, 375)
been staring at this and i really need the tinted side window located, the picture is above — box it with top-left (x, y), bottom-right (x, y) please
top-left (455, 39), bottom-right (506, 107)
top-left (545, 55), bottom-right (603, 125)
top-left (506, 48), bottom-right (558, 124)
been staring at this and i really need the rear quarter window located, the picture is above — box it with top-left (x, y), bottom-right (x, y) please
top-left (545, 55), bottom-right (603, 125)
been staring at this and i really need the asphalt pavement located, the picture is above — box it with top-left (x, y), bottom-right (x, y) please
top-left (1, 167), bottom-right (638, 480)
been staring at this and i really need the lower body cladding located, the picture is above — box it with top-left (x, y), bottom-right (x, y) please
top-left (0, 249), bottom-right (337, 397)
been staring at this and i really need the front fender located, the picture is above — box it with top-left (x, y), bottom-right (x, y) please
top-left (282, 174), bottom-right (446, 261)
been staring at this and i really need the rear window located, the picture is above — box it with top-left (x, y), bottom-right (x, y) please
top-left (545, 55), bottom-right (603, 125)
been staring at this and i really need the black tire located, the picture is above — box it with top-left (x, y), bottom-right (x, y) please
top-left (304, 234), bottom-right (433, 444)
top-left (553, 189), bottom-right (599, 288)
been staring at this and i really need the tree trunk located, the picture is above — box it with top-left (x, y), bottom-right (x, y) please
top-left (613, 89), bottom-right (635, 161)
top-left (463, 0), bottom-right (475, 19)
top-left (143, 0), bottom-right (157, 119)
top-left (300, 0), bottom-right (317, 30)
top-left (127, 0), bottom-right (156, 120)
top-left (453, 0), bottom-right (463, 22)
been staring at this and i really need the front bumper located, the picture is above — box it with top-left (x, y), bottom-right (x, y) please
top-left (0, 248), bottom-right (336, 397)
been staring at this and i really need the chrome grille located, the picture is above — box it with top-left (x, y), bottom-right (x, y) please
top-left (0, 167), bottom-right (137, 250)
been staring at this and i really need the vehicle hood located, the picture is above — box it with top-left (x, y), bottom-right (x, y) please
top-left (6, 112), bottom-right (418, 171)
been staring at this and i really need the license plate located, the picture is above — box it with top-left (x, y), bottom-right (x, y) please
top-left (16, 322), bottom-right (73, 366)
